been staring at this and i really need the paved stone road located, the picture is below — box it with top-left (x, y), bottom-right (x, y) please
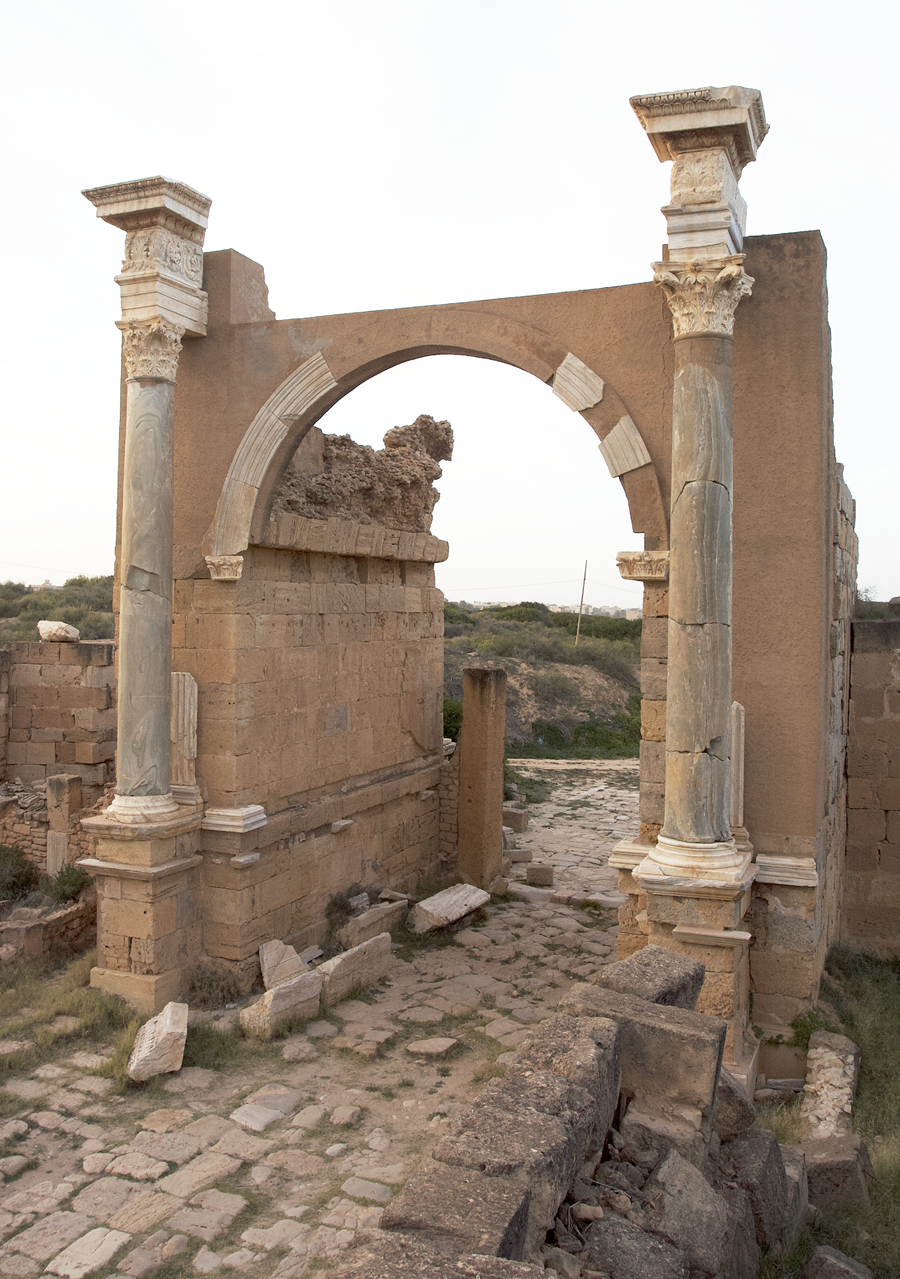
top-left (0, 760), bottom-right (638, 1279)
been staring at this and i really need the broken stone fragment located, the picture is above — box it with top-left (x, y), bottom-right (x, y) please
top-left (239, 970), bottom-right (322, 1040)
top-left (409, 884), bottom-right (490, 933)
top-left (595, 944), bottom-right (705, 1011)
top-left (258, 939), bottom-right (308, 990)
top-left (37, 620), bottom-right (80, 642)
top-left (127, 1002), bottom-right (188, 1082)
top-left (318, 933), bottom-right (392, 1007)
top-left (801, 1244), bottom-right (875, 1278)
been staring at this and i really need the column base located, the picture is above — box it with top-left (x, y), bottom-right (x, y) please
top-left (638, 834), bottom-right (753, 883)
top-left (106, 792), bottom-right (181, 824)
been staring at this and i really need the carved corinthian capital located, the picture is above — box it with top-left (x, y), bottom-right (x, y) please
top-left (652, 255), bottom-right (753, 338)
top-left (120, 318), bottom-right (185, 381)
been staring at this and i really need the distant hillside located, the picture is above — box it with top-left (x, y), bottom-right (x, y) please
top-left (0, 577), bottom-right (114, 643)
top-left (443, 601), bottom-right (640, 758)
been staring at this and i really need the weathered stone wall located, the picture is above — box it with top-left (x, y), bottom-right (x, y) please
top-left (1, 641), bottom-right (116, 796)
top-left (0, 777), bottom-right (101, 875)
top-left (748, 464), bottom-right (858, 1026)
top-left (842, 616), bottom-right (900, 955)
top-left (173, 513), bottom-right (447, 961)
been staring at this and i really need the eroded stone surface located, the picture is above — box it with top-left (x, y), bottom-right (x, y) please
top-left (128, 1003), bottom-right (188, 1082)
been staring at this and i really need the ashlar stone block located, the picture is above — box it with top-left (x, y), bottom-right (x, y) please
top-left (239, 970), bottom-right (322, 1039)
top-left (127, 1001), bottom-right (188, 1081)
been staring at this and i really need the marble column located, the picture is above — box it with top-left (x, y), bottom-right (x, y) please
top-left (78, 178), bottom-right (210, 1012)
top-left (622, 88), bottom-right (769, 1078)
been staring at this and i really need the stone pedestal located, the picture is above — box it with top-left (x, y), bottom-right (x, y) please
top-left (79, 809), bottom-right (202, 1013)
top-left (457, 669), bottom-right (507, 890)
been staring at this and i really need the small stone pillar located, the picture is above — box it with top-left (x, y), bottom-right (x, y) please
top-left (46, 774), bottom-right (83, 876)
top-left (457, 669), bottom-right (507, 890)
top-left (78, 178), bottom-right (210, 1013)
top-left (170, 672), bottom-right (201, 805)
top-left (626, 88), bottom-right (768, 1075)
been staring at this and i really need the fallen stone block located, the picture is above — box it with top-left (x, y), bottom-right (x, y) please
top-left (714, 1065), bottom-right (757, 1141)
top-left (501, 806), bottom-right (529, 834)
top-left (642, 1149), bottom-right (733, 1278)
top-left (381, 1158), bottom-right (531, 1260)
top-left (127, 1002), bottom-right (188, 1082)
top-left (720, 1186), bottom-right (760, 1279)
top-left (502, 828), bottom-right (518, 852)
top-left (239, 970), bottom-right (322, 1040)
top-left (318, 933), bottom-right (391, 1007)
top-left (801, 1244), bottom-right (875, 1278)
top-left (780, 1144), bottom-right (809, 1251)
top-left (595, 945), bottom-right (705, 1010)
top-left (560, 983), bottom-right (725, 1152)
top-left (620, 1100), bottom-right (709, 1170)
top-left (259, 940), bottom-right (308, 990)
top-left (802, 1135), bottom-right (874, 1211)
top-left (38, 620), bottom-right (80, 642)
top-left (409, 885), bottom-right (490, 933)
top-left (433, 1070), bottom-right (596, 1254)
top-left (506, 847), bottom-right (532, 863)
top-left (329, 1229), bottom-right (545, 1277)
top-left (509, 1014), bottom-right (620, 1125)
top-left (337, 901), bottom-right (408, 949)
top-left (721, 1128), bottom-right (787, 1249)
top-left (525, 864), bottom-right (553, 887)
top-left (582, 1216), bottom-right (690, 1278)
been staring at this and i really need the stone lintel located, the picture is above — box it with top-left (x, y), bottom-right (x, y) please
top-left (77, 854), bottom-right (203, 881)
top-left (81, 808), bottom-right (202, 842)
top-left (630, 86), bottom-right (768, 170)
top-left (201, 805), bottom-right (268, 834)
top-left (260, 513), bottom-right (450, 565)
top-left (754, 855), bottom-right (819, 887)
top-left (672, 923), bottom-right (752, 947)
top-left (610, 838), bottom-right (654, 870)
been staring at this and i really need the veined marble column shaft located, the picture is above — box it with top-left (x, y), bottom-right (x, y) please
top-left (661, 328), bottom-right (736, 852)
top-left (113, 365), bottom-right (179, 818)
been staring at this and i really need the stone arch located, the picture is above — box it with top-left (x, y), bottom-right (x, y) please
top-left (203, 308), bottom-right (669, 566)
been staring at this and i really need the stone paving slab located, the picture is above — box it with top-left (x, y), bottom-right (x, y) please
top-left (0, 759), bottom-right (636, 1279)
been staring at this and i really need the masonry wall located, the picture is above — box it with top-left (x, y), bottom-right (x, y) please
top-left (842, 617), bottom-right (900, 955)
top-left (173, 515), bottom-right (446, 960)
top-left (1, 641), bottom-right (116, 797)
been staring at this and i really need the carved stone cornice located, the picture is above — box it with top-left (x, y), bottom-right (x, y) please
top-left (630, 86), bottom-right (768, 175)
top-left (119, 318), bottom-right (185, 381)
top-left (652, 256), bottom-right (753, 338)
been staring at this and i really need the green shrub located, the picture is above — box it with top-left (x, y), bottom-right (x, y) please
top-left (46, 863), bottom-right (92, 904)
top-left (0, 845), bottom-right (40, 901)
top-left (443, 695), bottom-right (463, 742)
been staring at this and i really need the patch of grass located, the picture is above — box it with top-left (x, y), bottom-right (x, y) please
top-left (188, 963), bottom-right (247, 1010)
top-left (182, 1020), bottom-right (242, 1070)
top-left (755, 1096), bottom-right (806, 1145)
top-left (393, 927), bottom-right (460, 963)
top-left (98, 1018), bottom-right (144, 1091)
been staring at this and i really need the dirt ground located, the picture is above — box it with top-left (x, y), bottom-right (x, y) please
top-left (0, 759), bottom-right (638, 1279)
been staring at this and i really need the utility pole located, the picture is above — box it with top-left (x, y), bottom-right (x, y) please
top-left (575, 560), bottom-right (587, 647)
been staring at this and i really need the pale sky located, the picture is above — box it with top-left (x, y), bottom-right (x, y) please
top-left (2, 0), bottom-right (895, 609)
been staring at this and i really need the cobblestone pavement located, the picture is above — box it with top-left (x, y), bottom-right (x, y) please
top-left (0, 759), bottom-right (638, 1279)
top-left (505, 757), bottom-right (638, 902)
